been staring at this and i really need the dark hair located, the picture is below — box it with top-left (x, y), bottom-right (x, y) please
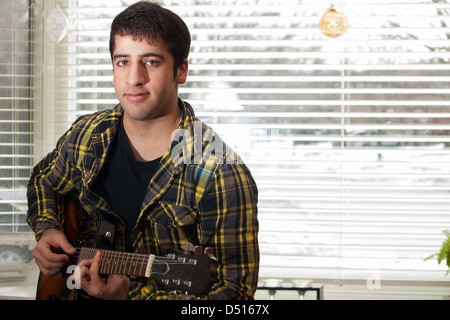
top-left (109, 1), bottom-right (191, 75)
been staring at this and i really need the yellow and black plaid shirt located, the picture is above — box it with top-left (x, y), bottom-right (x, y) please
top-left (27, 99), bottom-right (259, 300)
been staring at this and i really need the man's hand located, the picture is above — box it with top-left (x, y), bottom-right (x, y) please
top-left (77, 250), bottom-right (130, 300)
top-left (32, 228), bottom-right (77, 277)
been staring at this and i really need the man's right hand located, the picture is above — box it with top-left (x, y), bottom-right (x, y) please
top-left (32, 228), bottom-right (77, 277)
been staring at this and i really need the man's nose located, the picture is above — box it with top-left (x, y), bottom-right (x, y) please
top-left (126, 63), bottom-right (149, 87)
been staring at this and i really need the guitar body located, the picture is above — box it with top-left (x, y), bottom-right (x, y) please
top-left (35, 272), bottom-right (75, 300)
top-left (35, 196), bottom-right (80, 300)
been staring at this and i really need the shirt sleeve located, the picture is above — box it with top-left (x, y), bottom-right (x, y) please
top-left (26, 128), bottom-right (76, 240)
top-left (198, 163), bottom-right (259, 300)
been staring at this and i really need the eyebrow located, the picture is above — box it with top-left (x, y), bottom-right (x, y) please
top-left (113, 53), bottom-right (165, 61)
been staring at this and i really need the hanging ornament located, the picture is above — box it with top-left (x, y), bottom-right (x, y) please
top-left (319, 4), bottom-right (348, 38)
top-left (46, 5), bottom-right (69, 43)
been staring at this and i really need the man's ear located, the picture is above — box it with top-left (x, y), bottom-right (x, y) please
top-left (176, 58), bottom-right (189, 85)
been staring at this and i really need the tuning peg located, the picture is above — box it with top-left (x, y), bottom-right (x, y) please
top-left (181, 242), bottom-right (194, 253)
top-left (181, 293), bottom-right (190, 300)
top-left (168, 291), bottom-right (179, 300)
top-left (204, 247), bottom-right (214, 255)
top-left (193, 246), bottom-right (203, 255)
top-left (181, 242), bottom-right (214, 256)
top-left (169, 291), bottom-right (191, 300)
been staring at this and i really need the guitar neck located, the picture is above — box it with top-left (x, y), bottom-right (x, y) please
top-left (77, 247), bottom-right (155, 278)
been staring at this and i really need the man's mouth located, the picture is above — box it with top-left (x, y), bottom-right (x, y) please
top-left (125, 92), bottom-right (150, 102)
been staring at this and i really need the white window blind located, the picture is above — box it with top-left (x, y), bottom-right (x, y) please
top-left (28, 0), bottom-right (450, 288)
top-left (0, 0), bottom-right (37, 232)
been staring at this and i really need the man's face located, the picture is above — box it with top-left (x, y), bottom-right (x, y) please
top-left (112, 34), bottom-right (188, 123)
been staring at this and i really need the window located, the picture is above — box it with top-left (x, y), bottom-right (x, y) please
top-left (7, 0), bottom-right (450, 297)
top-left (0, 0), bottom-right (37, 232)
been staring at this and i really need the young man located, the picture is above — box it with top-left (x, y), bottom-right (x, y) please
top-left (27, 2), bottom-right (259, 300)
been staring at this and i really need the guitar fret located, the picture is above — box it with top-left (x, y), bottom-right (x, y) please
top-left (100, 250), bottom-right (105, 274)
top-left (138, 254), bottom-right (144, 276)
top-left (117, 254), bottom-right (122, 273)
top-left (104, 250), bottom-right (111, 275)
top-left (128, 253), bottom-right (134, 275)
top-left (121, 252), bottom-right (127, 275)
top-left (99, 249), bottom-right (106, 274)
top-left (125, 253), bottom-right (129, 274)
top-left (117, 251), bottom-right (124, 274)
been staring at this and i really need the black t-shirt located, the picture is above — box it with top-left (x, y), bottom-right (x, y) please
top-left (92, 118), bottom-right (161, 251)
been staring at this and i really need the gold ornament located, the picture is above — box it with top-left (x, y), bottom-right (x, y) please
top-left (319, 4), bottom-right (348, 38)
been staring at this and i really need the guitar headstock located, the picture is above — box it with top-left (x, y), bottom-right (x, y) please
top-left (151, 243), bottom-right (217, 298)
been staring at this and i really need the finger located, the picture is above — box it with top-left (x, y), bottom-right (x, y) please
top-left (34, 258), bottom-right (63, 277)
top-left (58, 239), bottom-right (77, 255)
top-left (82, 266), bottom-right (91, 281)
top-left (32, 248), bottom-right (67, 276)
top-left (41, 229), bottom-right (76, 255)
top-left (76, 256), bottom-right (93, 286)
top-left (77, 257), bottom-right (93, 269)
top-left (89, 251), bottom-right (101, 276)
top-left (79, 251), bottom-right (105, 298)
top-left (40, 248), bottom-right (70, 264)
top-left (80, 251), bottom-right (102, 285)
top-left (77, 265), bottom-right (92, 289)
top-left (34, 240), bottom-right (67, 263)
top-left (48, 234), bottom-right (77, 256)
top-left (35, 236), bottom-right (75, 266)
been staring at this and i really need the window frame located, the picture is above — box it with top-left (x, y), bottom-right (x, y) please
top-left (4, 0), bottom-right (450, 298)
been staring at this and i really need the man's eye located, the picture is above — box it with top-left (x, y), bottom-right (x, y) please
top-left (117, 60), bottom-right (128, 66)
top-left (146, 60), bottom-right (159, 66)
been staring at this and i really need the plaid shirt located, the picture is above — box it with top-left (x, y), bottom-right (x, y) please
top-left (27, 99), bottom-right (259, 300)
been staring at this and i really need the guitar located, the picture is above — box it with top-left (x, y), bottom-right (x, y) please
top-left (35, 197), bottom-right (217, 300)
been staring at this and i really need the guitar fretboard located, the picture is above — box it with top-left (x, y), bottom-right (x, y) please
top-left (77, 247), bottom-right (154, 278)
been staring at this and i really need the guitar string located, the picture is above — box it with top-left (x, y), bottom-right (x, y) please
top-left (74, 247), bottom-right (199, 261)
top-left (71, 249), bottom-right (199, 267)
top-left (72, 253), bottom-right (193, 266)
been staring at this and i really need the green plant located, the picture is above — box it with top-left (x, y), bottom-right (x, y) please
top-left (425, 230), bottom-right (450, 276)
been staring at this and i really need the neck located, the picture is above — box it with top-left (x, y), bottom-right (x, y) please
top-left (77, 247), bottom-right (154, 278)
top-left (122, 106), bottom-right (181, 162)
